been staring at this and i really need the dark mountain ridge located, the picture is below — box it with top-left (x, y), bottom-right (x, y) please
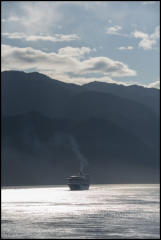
top-left (2, 71), bottom-right (159, 116)
top-left (1, 71), bottom-right (160, 186)
top-left (83, 81), bottom-right (160, 114)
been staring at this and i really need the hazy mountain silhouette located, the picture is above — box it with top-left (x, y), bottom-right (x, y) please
top-left (1, 71), bottom-right (160, 186)
top-left (83, 81), bottom-right (159, 115)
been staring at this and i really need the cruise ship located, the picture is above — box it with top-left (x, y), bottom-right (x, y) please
top-left (67, 173), bottom-right (89, 190)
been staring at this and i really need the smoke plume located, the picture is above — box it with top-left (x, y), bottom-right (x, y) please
top-left (68, 135), bottom-right (88, 175)
top-left (54, 132), bottom-right (88, 175)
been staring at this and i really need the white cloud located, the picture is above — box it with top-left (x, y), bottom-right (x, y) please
top-left (41, 71), bottom-right (160, 88)
top-left (147, 80), bottom-right (160, 89)
top-left (2, 32), bottom-right (80, 42)
top-left (133, 31), bottom-right (148, 39)
top-left (142, 1), bottom-right (155, 4)
top-left (106, 25), bottom-right (122, 35)
top-left (132, 26), bottom-right (160, 50)
top-left (2, 16), bottom-right (20, 22)
top-left (20, 2), bottom-right (62, 34)
top-left (118, 46), bottom-right (133, 50)
top-left (43, 73), bottom-right (115, 85)
top-left (151, 26), bottom-right (160, 39)
top-left (78, 57), bottom-right (136, 77)
top-left (106, 25), bottom-right (128, 37)
top-left (2, 2), bottom-right (62, 34)
top-left (139, 38), bottom-right (156, 50)
top-left (58, 47), bottom-right (91, 58)
top-left (2, 44), bottom-right (136, 81)
top-left (1, 45), bottom-right (78, 74)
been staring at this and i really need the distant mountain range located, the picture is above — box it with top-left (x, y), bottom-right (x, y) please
top-left (1, 71), bottom-right (160, 186)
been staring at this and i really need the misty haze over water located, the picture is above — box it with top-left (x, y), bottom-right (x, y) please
top-left (2, 184), bottom-right (160, 239)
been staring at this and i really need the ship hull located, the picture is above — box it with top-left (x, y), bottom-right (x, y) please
top-left (68, 184), bottom-right (89, 191)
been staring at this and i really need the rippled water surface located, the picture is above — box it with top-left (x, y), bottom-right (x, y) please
top-left (1, 184), bottom-right (160, 239)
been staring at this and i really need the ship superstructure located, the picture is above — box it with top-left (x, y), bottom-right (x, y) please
top-left (67, 173), bottom-right (89, 190)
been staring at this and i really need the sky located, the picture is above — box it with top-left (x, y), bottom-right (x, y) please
top-left (1, 1), bottom-right (160, 88)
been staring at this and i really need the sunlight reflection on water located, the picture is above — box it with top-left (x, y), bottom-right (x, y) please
top-left (1, 184), bottom-right (160, 239)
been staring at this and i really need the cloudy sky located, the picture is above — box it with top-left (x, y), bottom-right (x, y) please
top-left (2, 1), bottom-right (160, 88)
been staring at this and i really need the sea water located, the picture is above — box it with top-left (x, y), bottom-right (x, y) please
top-left (1, 184), bottom-right (160, 239)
